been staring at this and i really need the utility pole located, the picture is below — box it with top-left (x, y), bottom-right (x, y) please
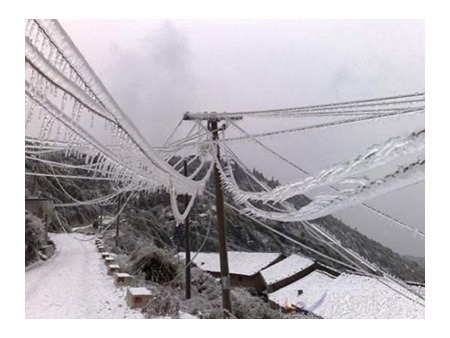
top-left (209, 118), bottom-right (232, 313)
top-left (32, 163), bottom-right (37, 196)
top-left (116, 193), bottom-right (121, 248)
top-left (184, 160), bottom-right (191, 300)
top-left (183, 112), bottom-right (242, 314)
top-left (99, 204), bottom-right (103, 232)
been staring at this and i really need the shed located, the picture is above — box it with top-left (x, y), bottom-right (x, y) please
top-left (260, 254), bottom-right (316, 293)
top-left (25, 197), bottom-right (54, 239)
top-left (25, 197), bottom-right (53, 221)
top-left (177, 251), bottom-right (283, 291)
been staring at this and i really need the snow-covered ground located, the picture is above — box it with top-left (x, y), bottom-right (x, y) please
top-left (269, 270), bottom-right (335, 311)
top-left (25, 233), bottom-right (145, 319)
top-left (269, 271), bottom-right (425, 319)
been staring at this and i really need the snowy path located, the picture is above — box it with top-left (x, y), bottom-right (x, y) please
top-left (25, 233), bottom-right (145, 319)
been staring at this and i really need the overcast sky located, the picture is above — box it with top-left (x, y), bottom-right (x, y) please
top-left (59, 19), bottom-right (425, 257)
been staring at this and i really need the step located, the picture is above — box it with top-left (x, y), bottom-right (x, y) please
top-left (97, 245), bottom-right (105, 252)
top-left (114, 273), bottom-right (134, 287)
top-left (126, 287), bottom-right (152, 309)
top-left (101, 252), bottom-right (110, 259)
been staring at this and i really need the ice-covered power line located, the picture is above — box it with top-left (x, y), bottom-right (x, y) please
top-left (25, 19), bottom-right (210, 198)
top-left (240, 159), bottom-right (424, 222)
top-left (219, 129), bottom-right (424, 205)
top-left (225, 120), bottom-right (424, 238)
top-left (220, 92), bottom-right (425, 118)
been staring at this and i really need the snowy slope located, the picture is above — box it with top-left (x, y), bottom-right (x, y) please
top-left (268, 270), bottom-right (335, 311)
top-left (25, 233), bottom-right (145, 319)
top-left (269, 271), bottom-right (425, 319)
top-left (315, 273), bottom-right (425, 319)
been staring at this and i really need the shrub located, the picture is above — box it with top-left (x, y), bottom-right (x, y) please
top-left (25, 213), bottom-right (47, 266)
top-left (143, 290), bottom-right (180, 318)
top-left (128, 248), bottom-right (180, 284)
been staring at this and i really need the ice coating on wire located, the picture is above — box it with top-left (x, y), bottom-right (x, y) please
top-left (25, 19), bottom-right (209, 197)
top-left (241, 159), bottom-right (425, 222)
top-left (218, 130), bottom-right (424, 205)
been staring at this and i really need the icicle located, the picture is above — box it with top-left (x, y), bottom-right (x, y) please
top-left (41, 36), bottom-right (51, 59)
top-left (25, 19), bottom-right (34, 37)
top-left (55, 120), bottom-right (63, 140)
top-left (38, 114), bottom-right (49, 141)
top-left (48, 45), bottom-right (57, 66)
top-left (60, 60), bottom-right (67, 77)
top-left (30, 69), bottom-right (37, 87)
top-left (57, 56), bottom-right (66, 73)
top-left (37, 104), bottom-right (44, 120)
top-left (36, 74), bottom-right (45, 94)
top-left (60, 92), bottom-right (68, 113)
top-left (54, 53), bottom-right (61, 71)
top-left (25, 102), bottom-right (37, 129)
top-left (76, 105), bottom-right (84, 124)
top-left (69, 68), bottom-right (76, 83)
top-left (90, 111), bottom-right (95, 128)
top-left (37, 29), bottom-right (46, 52)
top-left (52, 83), bottom-right (59, 98)
top-left (28, 22), bottom-right (39, 44)
top-left (42, 79), bottom-right (50, 97)
top-left (71, 100), bottom-right (79, 120)
top-left (44, 118), bottom-right (55, 141)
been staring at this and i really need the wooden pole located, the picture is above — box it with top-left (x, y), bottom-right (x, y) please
top-left (184, 160), bottom-right (191, 299)
top-left (116, 194), bottom-right (121, 248)
top-left (209, 119), bottom-right (232, 313)
top-left (99, 205), bottom-right (103, 232)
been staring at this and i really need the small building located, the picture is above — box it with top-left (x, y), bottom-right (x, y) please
top-left (177, 251), bottom-right (283, 291)
top-left (260, 254), bottom-right (316, 293)
top-left (25, 197), bottom-right (53, 219)
top-left (25, 197), bottom-right (53, 223)
top-left (26, 197), bottom-right (54, 241)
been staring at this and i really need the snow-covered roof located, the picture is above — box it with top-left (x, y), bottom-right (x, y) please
top-left (269, 270), bottom-right (335, 311)
top-left (271, 272), bottom-right (425, 319)
top-left (177, 252), bottom-right (282, 276)
top-left (260, 254), bottom-right (315, 286)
